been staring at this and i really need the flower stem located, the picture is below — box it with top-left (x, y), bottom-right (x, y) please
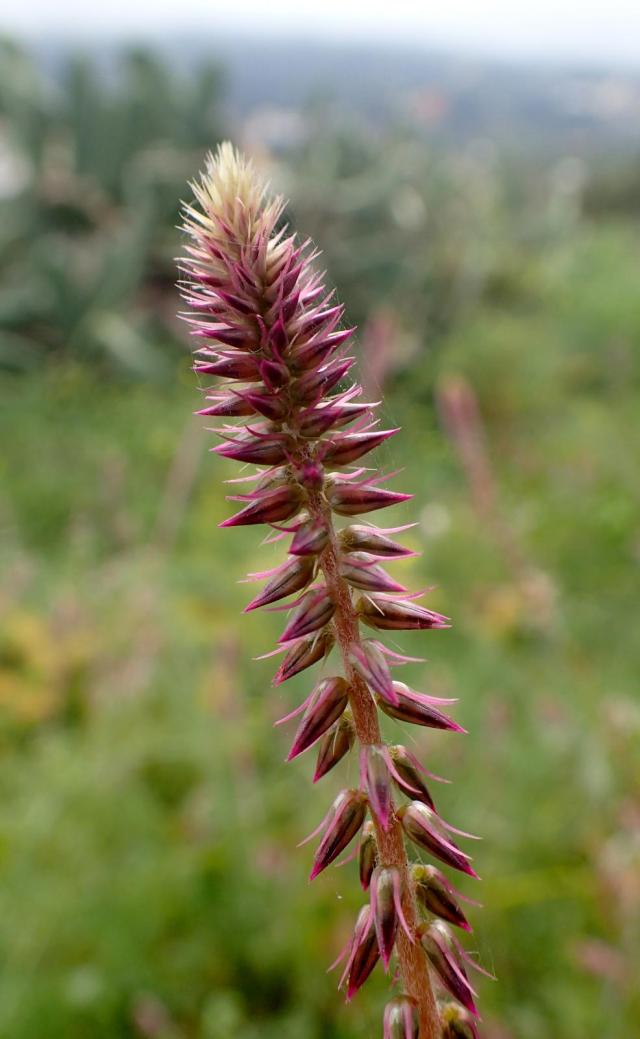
top-left (309, 491), bottom-right (440, 1039)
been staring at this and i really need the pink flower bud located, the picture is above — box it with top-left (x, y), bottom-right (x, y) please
top-left (220, 484), bottom-right (303, 527)
top-left (411, 864), bottom-right (472, 933)
top-left (361, 744), bottom-right (393, 832)
top-left (241, 388), bottom-right (288, 421)
top-left (419, 921), bottom-right (483, 1018)
top-left (289, 516), bottom-right (330, 557)
top-left (193, 351), bottom-right (258, 380)
top-left (326, 400), bottom-right (374, 429)
top-left (397, 803), bottom-right (479, 878)
top-left (214, 432), bottom-right (289, 466)
top-left (273, 629), bottom-right (334, 685)
top-left (383, 996), bottom-right (420, 1039)
top-left (323, 429), bottom-right (399, 466)
top-left (309, 788), bottom-right (368, 880)
top-left (358, 821), bottom-right (377, 891)
top-left (295, 302), bottom-right (344, 341)
top-left (377, 682), bottom-right (464, 733)
top-left (286, 677), bottom-right (349, 761)
top-left (440, 1002), bottom-right (480, 1039)
top-left (388, 745), bottom-right (437, 810)
top-left (358, 595), bottom-right (450, 632)
top-left (313, 712), bottom-right (355, 781)
top-left (196, 392), bottom-right (256, 418)
top-left (370, 866), bottom-right (413, 970)
top-left (337, 905), bottom-right (380, 1001)
top-left (297, 399), bottom-right (369, 438)
top-left (289, 326), bottom-right (354, 373)
top-left (259, 357), bottom-right (290, 390)
top-left (340, 552), bottom-right (406, 594)
top-left (214, 288), bottom-right (254, 315)
top-left (244, 555), bottom-right (316, 612)
top-left (349, 640), bottom-right (397, 705)
top-left (192, 322), bottom-right (250, 347)
top-left (292, 356), bottom-right (355, 405)
top-left (279, 586), bottom-right (335, 644)
top-left (327, 482), bottom-right (412, 517)
top-left (340, 524), bottom-right (417, 558)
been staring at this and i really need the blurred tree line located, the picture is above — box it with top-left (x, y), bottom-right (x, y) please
top-left (4, 37), bottom-right (638, 381)
top-left (0, 39), bottom-right (224, 373)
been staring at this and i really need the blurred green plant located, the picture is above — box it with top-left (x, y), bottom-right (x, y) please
top-left (0, 39), bottom-right (225, 374)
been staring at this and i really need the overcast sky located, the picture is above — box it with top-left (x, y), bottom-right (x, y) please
top-left (3, 0), bottom-right (640, 65)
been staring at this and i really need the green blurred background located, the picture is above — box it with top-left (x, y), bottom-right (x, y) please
top-left (0, 20), bottom-right (639, 1039)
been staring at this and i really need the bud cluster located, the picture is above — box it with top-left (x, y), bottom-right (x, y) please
top-left (179, 144), bottom-right (488, 1037)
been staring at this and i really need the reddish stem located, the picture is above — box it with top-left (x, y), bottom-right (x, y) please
top-left (309, 491), bottom-right (440, 1039)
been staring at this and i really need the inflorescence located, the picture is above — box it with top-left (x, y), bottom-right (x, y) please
top-left (178, 143), bottom-right (489, 1039)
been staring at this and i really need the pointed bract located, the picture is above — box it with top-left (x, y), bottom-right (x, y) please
top-left (310, 789), bottom-right (368, 880)
top-left (245, 554), bottom-right (315, 611)
top-left (286, 677), bottom-right (349, 761)
top-left (340, 552), bottom-right (406, 594)
top-left (339, 906), bottom-right (380, 1002)
top-left (349, 640), bottom-right (398, 705)
top-left (279, 585), bottom-right (335, 644)
top-left (397, 803), bottom-right (479, 878)
top-left (361, 744), bottom-right (393, 832)
top-left (411, 864), bottom-right (473, 932)
top-left (273, 629), bottom-right (335, 685)
top-left (220, 484), bottom-right (302, 528)
top-left (289, 516), bottom-right (330, 556)
top-left (377, 682), bottom-right (464, 733)
top-left (323, 429), bottom-right (399, 466)
top-left (358, 595), bottom-right (450, 632)
top-left (388, 745), bottom-right (437, 810)
top-left (327, 483), bottom-right (412, 517)
top-left (419, 921), bottom-right (482, 1018)
top-left (314, 713), bottom-right (355, 781)
top-left (370, 866), bottom-right (413, 970)
top-left (340, 524), bottom-right (417, 558)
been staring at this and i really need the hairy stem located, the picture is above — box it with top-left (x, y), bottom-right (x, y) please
top-left (309, 491), bottom-right (440, 1039)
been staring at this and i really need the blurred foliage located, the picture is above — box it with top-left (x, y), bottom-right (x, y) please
top-left (1, 36), bottom-right (640, 1039)
top-left (0, 39), bottom-right (224, 373)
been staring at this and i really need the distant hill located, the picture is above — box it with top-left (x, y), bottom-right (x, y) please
top-left (26, 33), bottom-right (640, 156)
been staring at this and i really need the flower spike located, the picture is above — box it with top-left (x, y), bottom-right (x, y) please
top-left (179, 142), bottom-right (486, 1036)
